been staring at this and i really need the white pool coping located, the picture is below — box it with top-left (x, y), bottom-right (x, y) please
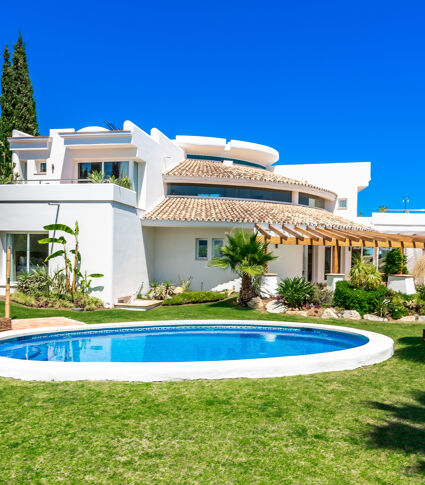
top-left (0, 320), bottom-right (394, 382)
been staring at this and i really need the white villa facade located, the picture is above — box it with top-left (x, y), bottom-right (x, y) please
top-left (0, 121), bottom-right (424, 306)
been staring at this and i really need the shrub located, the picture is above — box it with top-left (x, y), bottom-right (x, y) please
top-left (108, 175), bottom-right (131, 189)
top-left (389, 295), bottom-right (409, 319)
top-left (10, 291), bottom-right (37, 307)
top-left (416, 284), bottom-right (425, 300)
top-left (162, 291), bottom-right (227, 306)
top-left (147, 281), bottom-right (175, 300)
top-left (413, 256), bottom-right (425, 284)
top-left (10, 290), bottom-right (103, 310)
top-left (333, 281), bottom-right (389, 316)
top-left (16, 267), bottom-right (51, 296)
top-left (277, 277), bottom-right (315, 308)
top-left (311, 283), bottom-right (333, 307)
top-left (383, 249), bottom-right (408, 276)
top-left (349, 257), bottom-right (382, 290)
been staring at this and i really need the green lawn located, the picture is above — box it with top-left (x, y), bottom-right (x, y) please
top-left (0, 299), bottom-right (424, 483)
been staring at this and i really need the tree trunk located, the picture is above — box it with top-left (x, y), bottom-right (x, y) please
top-left (72, 239), bottom-right (79, 293)
top-left (239, 273), bottom-right (253, 306)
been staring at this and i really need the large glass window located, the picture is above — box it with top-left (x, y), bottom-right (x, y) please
top-left (377, 247), bottom-right (391, 272)
top-left (5, 233), bottom-right (48, 282)
top-left (168, 184), bottom-right (292, 203)
top-left (104, 161), bottom-right (129, 179)
top-left (78, 162), bottom-right (101, 179)
top-left (78, 161), bottom-right (129, 180)
top-left (299, 192), bottom-right (325, 209)
top-left (351, 247), bottom-right (375, 266)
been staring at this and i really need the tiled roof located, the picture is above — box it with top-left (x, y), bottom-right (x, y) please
top-left (164, 159), bottom-right (335, 195)
top-left (143, 196), bottom-right (369, 230)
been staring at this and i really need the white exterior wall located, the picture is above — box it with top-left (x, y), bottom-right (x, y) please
top-left (274, 162), bottom-right (371, 220)
top-left (0, 185), bottom-right (145, 306)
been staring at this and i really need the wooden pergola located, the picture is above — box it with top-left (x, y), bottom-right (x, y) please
top-left (255, 223), bottom-right (425, 274)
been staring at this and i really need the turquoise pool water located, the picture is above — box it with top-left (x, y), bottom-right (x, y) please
top-left (0, 325), bottom-right (368, 363)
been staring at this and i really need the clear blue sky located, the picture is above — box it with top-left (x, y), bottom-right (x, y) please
top-left (2, 0), bottom-right (424, 215)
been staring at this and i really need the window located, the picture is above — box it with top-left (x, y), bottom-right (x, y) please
top-left (212, 239), bottom-right (224, 258)
top-left (377, 247), bottom-right (391, 272)
top-left (351, 247), bottom-right (374, 266)
top-left (78, 161), bottom-right (129, 181)
top-left (196, 239), bottom-right (208, 260)
top-left (168, 184), bottom-right (292, 203)
top-left (299, 192), bottom-right (325, 209)
top-left (338, 198), bottom-right (348, 209)
top-left (5, 233), bottom-right (48, 282)
top-left (36, 160), bottom-right (47, 174)
top-left (78, 162), bottom-right (102, 179)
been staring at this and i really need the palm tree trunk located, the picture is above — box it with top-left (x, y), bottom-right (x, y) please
top-left (239, 273), bottom-right (253, 306)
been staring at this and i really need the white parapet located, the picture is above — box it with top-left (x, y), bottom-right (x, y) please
top-left (326, 273), bottom-right (345, 292)
top-left (387, 274), bottom-right (416, 295)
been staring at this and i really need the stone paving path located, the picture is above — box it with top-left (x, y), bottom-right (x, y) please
top-left (11, 317), bottom-right (86, 330)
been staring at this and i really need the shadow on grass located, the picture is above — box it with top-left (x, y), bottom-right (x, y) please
top-left (367, 391), bottom-right (425, 477)
top-left (395, 336), bottom-right (425, 364)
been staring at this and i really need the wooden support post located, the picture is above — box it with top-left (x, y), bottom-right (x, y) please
top-left (332, 244), bottom-right (339, 274)
top-left (5, 245), bottom-right (11, 319)
top-left (264, 242), bottom-right (269, 273)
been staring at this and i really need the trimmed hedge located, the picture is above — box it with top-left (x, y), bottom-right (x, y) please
top-left (333, 281), bottom-right (389, 316)
top-left (162, 291), bottom-right (228, 306)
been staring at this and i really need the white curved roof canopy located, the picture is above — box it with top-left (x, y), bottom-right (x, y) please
top-left (174, 135), bottom-right (279, 167)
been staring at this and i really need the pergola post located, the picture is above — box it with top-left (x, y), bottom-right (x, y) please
top-left (332, 244), bottom-right (339, 274)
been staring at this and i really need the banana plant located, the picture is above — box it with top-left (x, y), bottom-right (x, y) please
top-left (40, 222), bottom-right (80, 293)
top-left (75, 269), bottom-right (103, 294)
top-left (38, 235), bottom-right (71, 292)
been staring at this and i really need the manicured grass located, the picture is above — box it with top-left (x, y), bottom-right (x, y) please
top-left (0, 299), bottom-right (424, 483)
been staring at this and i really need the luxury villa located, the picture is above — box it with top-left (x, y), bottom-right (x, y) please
top-left (1, 121), bottom-right (424, 306)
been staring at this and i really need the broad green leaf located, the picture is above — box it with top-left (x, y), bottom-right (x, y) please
top-left (38, 237), bottom-right (66, 245)
top-left (45, 250), bottom-right (65, 262)
top-left (43, 223), bottom-right (75, 235)
top-left (88, 273), bottom-right (103, 278)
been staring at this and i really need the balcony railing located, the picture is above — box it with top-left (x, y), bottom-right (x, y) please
top-left (5, 178), bottom-right (128, 185)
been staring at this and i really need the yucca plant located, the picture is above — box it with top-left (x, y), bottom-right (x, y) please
top-left (349, 255), bottom-right (382, 291)
top-left (209, 229), bottom-right (277, 305)
top-left (277, 277), bottom-right (315, 308)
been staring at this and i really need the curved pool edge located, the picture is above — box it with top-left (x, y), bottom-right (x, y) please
top-left (0, 320), bottom-right (394, 382)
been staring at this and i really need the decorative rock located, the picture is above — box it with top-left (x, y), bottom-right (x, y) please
top-left (342, 310), bottom-right (361, 321)
top-left (173, 286), bottom-right (184, 295)
top-left (286, 310), bottom-right (309, 317)
top-left (265, 300), bottom-right (287, 314)
top-left (322, 308), bottom-right (339, 319)
top-left (306, 308), bottom-right (324, 318)
top-left (399, 315), bottom-right (416, 322)
top-left (247, 297), bottom-right (264, 310)
top-left (364, 314), bottom-right (387, 322)
top-left (417, 315), bottom-right (425, 322)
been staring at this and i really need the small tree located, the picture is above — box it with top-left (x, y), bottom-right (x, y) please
top-left (0, 45), bottom-right (14, 179)
top-left (11, 34), bottom-right (39, 136)
top-left (349, 255), bottom-right (382, 290)
top-left (378, 206), bottom-right (388, 213)
top-left (209, 228), bottom-right (277, 306)
top-left (383, 248), bottom-right (408, 276)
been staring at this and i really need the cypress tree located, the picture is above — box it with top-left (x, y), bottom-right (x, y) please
top-left (11, 34), bottom-right (39, 136)
top-left (0, 45), bottom-right (14, 177)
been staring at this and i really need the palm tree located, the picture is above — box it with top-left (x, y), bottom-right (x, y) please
top-left (378, 206), bottom-right (388, 213)
top-left (209, 228), bottom-right (277, 305)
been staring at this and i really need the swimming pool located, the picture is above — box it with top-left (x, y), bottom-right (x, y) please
top-left (0, 321), bottom-right (394, 381)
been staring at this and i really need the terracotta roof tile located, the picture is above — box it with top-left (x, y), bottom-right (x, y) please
top-left (143, 196), bottom-right (369, 230)
top-left (165, 159), bottom-right (335, 195)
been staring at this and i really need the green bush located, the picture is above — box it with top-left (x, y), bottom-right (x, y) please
top-left (10, 290), bottom-right (103, 311)
top-left (389, 295), bottom-right (409, 319)
top-left (416, 284), bottom-right (425, 300)
top-left (311, 283), bottom-right (333, 307)
top-left (333, 281), bottom-right (389, 316)
top-left (383, 249), bottom-right (408, 276)
top-left (162, 291), bottom-right (227, 306)
top-left (277, 277), bottom-right (315, 308)
top-left (16, 267), bottom-right (51, 296)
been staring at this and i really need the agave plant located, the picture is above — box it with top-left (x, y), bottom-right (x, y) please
top-left (277, 277), bottom-right (315, 308)
top-left (88, 170), bottom-right (105, 183)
